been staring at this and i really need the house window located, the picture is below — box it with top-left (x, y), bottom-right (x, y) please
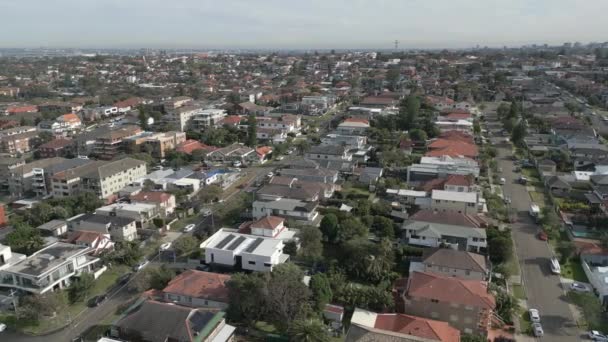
top-left (449, 315), bottom-right (459, 322)
top-left (465, 270), bottom-right (471, 275)
top-left (472, 238), bottom-right (478, 242)
top-left (431, 299), bottom-right (439, 303)
top-left (264, 262), bottom-right (272, 267)
top-left (248, 261), bottom-right (256, 265)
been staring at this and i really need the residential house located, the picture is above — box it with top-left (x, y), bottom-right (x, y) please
top-left (336, 118), bottom-right (370, 135)
top-left (65, 230), bottom-right (114, 255)
top-left (200, 228), bottom-right (290, 272)
top-left (114, 97), bottom-right (145, 113)
top-left (0, 242), bottom-right (102, 294)
top-left (0, 244), bottom-right (26, 272)
top-left (175, 140), bottom-right (217, 155)
top-left (0, 157), bottom-right (25, 192)
top-left (401, 220), bottom-right (487, 252)
top-left (347, 308), bottom-right (460, 342)
top-left (70, 214), bottom-right (138, 242)
top-left (407, 156), bottom-right (479, 183)
top-left (256, 184), bottom-right (320, 202)
top-left (408, 209), bottom-right (489, 229)
top-left (0, 130), bottom-right (38, 156)
top-left (37, 113), bottom-right (82, 136)
top-left (305, 145), bottom-right (353, 162)
top-left (429, 190), bottom-right (483, 214)
top-left (413, 248), bottom-right (489, 281)
top-left (163, 96), bottom-right (193, 111)
top-left (237, 216), bottom-right (298, 243)
top-left (95, 202), bottom-right (159, 229)
top-left (165, 105), bottom-right (203, 131)
top-left (268, 176), bottom-right (336, 199)
top-left (321, 134), bottom-right (367, 150)
top-left (36, 219), bottom-right (68, 237)
top-left (205, 144), bottom-right (257, 166)
top-left (567, 142), bottom-right (608, 170)
top-left (399, 271), bottom-right (495, 335)
top-left (162, 270), bottom-right (230, 309)
top-left (130, 191), bottom-right (176, 217)
top-left (82, 106), bottom-right (118, 121)
top-left (111, 300), bottom-right (235, 342)
top-left (359, 96), bottom-right (399, 109)
top-left (426, 138), bottom-right (478, 160)
top-left (278, 167), bottom-right (339, 184)
top-left (252, 198), bottom-right (321, 226)
top-left (359, 167), bottom-right (383, 185)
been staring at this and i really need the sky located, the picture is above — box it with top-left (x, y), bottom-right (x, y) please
top-left (1, 0), bottom-right (607, 49)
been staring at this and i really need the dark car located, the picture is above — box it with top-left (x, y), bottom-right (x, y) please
top-left (87, 294), bottom-right (107, 307)
top-left (117, 273), bottom-right (132, 286)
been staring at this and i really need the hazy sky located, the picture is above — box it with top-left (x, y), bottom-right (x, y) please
top-left (1, 0), bottom-right (607, 49)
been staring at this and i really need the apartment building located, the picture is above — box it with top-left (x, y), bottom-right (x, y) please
top-left (399, 271), bottom-right (495, 335)
top-left (165, 105), bottom-right (202, 131)
top-left (38, 138), bottom-right (74, 158)
top-left (192, 109), bottom-right (227, 130)
top-left (93, 126), bottom-right (142, 160)
top-left (7, 157), bottom-right (90, 198)
top-left (0, 130), bottom-right (39, 156)
top-left (124, 131), bottom-right (186, 159)
top-left (70, 214), bottom-right (138, 242)
top-left (252, 198), bottom-right (321, 226)
top-left (0, 157), bottom-right (25, 192)
top-left (51, 158), bottom-right (147, 200)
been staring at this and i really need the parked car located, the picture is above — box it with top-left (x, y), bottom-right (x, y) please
top-left (570, 282), bottom-right (589, 292)
top-left (0, 323), bottom-right (6, 332)
top-left (532, 323), bottom-right (544, 337)
top-left (133, 260), bottom-right (149, 272)
top-left (183, 224), bottom-right (196, 232)
top-left (233, 160), bottom-right (242, 167)
top-left (117, 273), bottom-right (132, 286)
top-left (276, 156), bottom-right (284, 161)
top-left (504, 196), bottom-right (511, 204)
top-left (537, 231), bottom-right (548, 241)
top-left (201, 208), bottom-right (212, 216)
top-left (499, 177), bottom-right (506, 185)
top-left (528, 308), bottom-right (540, 323)
top-left (160, 242), bottom-right (172, 251)
top-left (588, 330), bottom-right (608, 341)
top-left (87, 294), bottom-right (107, 307)
top-left (267, 172), bottom-right (274, 178)
top-left (513, 166), bottom-right (521, 172)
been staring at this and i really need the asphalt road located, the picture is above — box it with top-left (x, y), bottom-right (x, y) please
top-left (496, 145), bottom-right (579, 341)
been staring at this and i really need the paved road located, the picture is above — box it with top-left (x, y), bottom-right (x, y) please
top-left (496, 145), bottom-right (580, 341)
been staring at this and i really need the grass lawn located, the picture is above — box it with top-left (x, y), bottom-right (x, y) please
top-left (567, 291), bottom-right (608, 331)
top-left (512, 284), bottom-right (526, 300)
top-left (255, 321), bottom-right (278, 334)
top-left (519, 310), bottom-right (532, 335)
top-left (522, 168), bottom-right (540, 181)
top-left (505, 251), bottom-right (521, 276)
top-left (562, 259), bottom-right (589, 282)
top-left (529, 191), bottom-right (547, 208)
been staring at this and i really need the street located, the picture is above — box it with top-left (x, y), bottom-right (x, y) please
top-left (497, 145), bottom-right (580, 341)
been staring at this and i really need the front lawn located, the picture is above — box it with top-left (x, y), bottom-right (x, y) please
top-left (561, 258), bottom-right (589, 282)
top-left (512, 284), bottom-right (526, 300)
top-left (519, 310), bottom-right (532, 335)
top-left (567, 291), bottom-right (608, 331)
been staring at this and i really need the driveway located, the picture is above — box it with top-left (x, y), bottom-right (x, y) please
top-left (497, 145), bottom-right (579, 341)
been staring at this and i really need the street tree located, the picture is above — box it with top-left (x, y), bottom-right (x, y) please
top-left (172, 235), bottom-right (199, 256)
top-left (68, 273), bottom-right (95, 303)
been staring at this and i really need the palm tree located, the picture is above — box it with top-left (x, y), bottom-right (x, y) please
top-left (289, 318), bottom-right (331, 342)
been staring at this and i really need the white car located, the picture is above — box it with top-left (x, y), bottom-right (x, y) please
top-left (570, 282), bottom-right (589, 292)
top-left (267, 172), bottom-right (274, 178)
top-left (0, 323), bottom-right (6, 332)
top-left (133, 260), bottom-right (149, 272)
top-left (528, 308), bottom-right (540, 323)
top-left (532, 323), bottom-right (544, 337)
top-left (588, 330), bottom-right (608, 341)
top-left (499, 177), bottom-right (506, 185)
top-left (276, 156), bottom-right (284, 161)
top-left (160, 242), bottom-right (172, 251)
top-left (183, 224), bottom-right (196, 232)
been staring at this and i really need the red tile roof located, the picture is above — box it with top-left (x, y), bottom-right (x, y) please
top-left (438, 130), bottom-right (475, 144)
top-left (343, 118), bottom-right (370, 125)
top-left (162, 270), bottom-right (231, 303)
top-left (407, 272), bottom-right (495, 309)
top-left (324, 304), bottom-right (345, 314)
top-left (219, 115), bottom-right (243, 125)
top-left (39, 138), bottom-right (72, 150)
top-left (418, 178), bottom-right (447, 192)
top-left (7, 105), bottom-right (37, 114)
top-left (114, 97), bottom-right (143, 109)
top-left (410, 209), bottom-right (488, 228)
top-left (251, 216), bottom-right (284, 230)
top-left (256, 146), bottom-right (273, 156)
top-left (175, 140), bottom-right (216, 155)
top-left (374, 313), bottom-right (460, 342)
top-left (426, 141), bottom-right (478, 159)
top-left (444, 174), bottom-right (474, 187)
top-left (444, 113), bottom-right (471, 120)
top-left (66, 230), bottom-right (103, 244)
top-left (61, 113), bottom-right (81, 123)
top-left (130, 191), bottom-right (173, 203)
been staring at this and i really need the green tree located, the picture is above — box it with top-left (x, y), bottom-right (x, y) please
top-left (68, 273), bottom-right (95, 303)
top-left (298, 226), bottom-right (323, 262)
top-left (294, 140), bottom-right (311, 156)
top-left (284, 240), bottom-right (298, 257)
top-left (226, 272), bottom-right (268, 326)
top-left (373, 216), bottom-right (395, 239)
top-left (4, 224), bottom-right (44, 255)
top-left (497, 103), bottom-right (510, 118)
top-left (487, 228), bottom-right (513, 265)
top-left (337, 217), bottom-right (368, 242)
top-left (150, 265), bottom-right (175, 290)
top-left (246, 114), bottom-right (257, 147)
top-left (511, 120), bottom-right (527, 146)
top-left (172, 235), bottom-right (199, 256)
top-left (138, 107), bottom-right (148, 130)
top-left (408, 128), bottom-right (428, 142)
top-left (320, 214), bottom-right (339, 242)
top-left (557, 241), bottom-right (576, 263)
top-left (289, 319), bottom-right (331, 342)
top-left (266, 263), bottom-right (311, 332)
top-left (102, 241), bottom-right (143, 266)
top-left (309, 273), bottom-right (333, 311)
top-left (461, 334), bottom-right (488, 342)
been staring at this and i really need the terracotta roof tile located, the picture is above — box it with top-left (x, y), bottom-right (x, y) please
top-left (251, 216), bottom-right (284, 230)
top-left (407, 272), bottom-right (495, 309)
top-left (162, 270), bottom-right (230, 303)
top-left (374, 313), bottom-right (460, 342)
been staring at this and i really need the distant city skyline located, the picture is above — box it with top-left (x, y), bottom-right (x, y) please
top-left (1, 0), bottom-right (607, 49)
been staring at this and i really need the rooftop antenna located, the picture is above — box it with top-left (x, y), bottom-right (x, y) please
top-left (394, 40), bottom-right (399, 50)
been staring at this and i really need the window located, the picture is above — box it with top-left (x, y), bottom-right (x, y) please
top-left (464, 305), bottom-right (474, 311)
top-left (430, 299), bottom-right (439, 303)
top-left (472, 237), bottom-right (478, 242)
top-left (430, 312), bottom-right (439, 318)
top-left (465, 270), bottom-right (471, 275)
top-left (464, 317), bottom-right (473, 324)
top-left (264, 262), bottom-right (272, 267)
top-left (248, 261), bottom-right (256, 265)
top-left (449, 315), bottom-right (458, 322)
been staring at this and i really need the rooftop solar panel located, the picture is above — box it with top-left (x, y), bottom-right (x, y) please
top-left (226, 236), bottom-right (246, 251)
top-left (215, 234), bottom-right (235, 249)
top-left (245, 238), bottom-right (264, 253)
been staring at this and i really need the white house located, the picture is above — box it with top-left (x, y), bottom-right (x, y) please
top-left (305, 145), bottom-right (352, 162)
top-left (95, 202), bottom-right (159, 229)
top-left (200, 229), bottom-right (289, 272)
top-left (252, 199), bottom-right (320, 226)
top-left (401, 221), bottom-right (487, 252)
top-left (430, 189), bottom-right (483, 214)
top-left (0, 242), bottom-right (102, 294)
